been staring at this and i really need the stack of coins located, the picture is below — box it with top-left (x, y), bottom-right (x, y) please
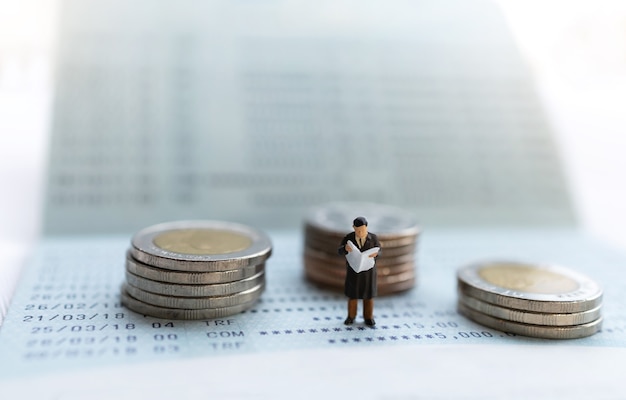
top-left (121, 220), bottom-right (272, 320)
top-left (457, 261), bottom-right (603, 339)
top-left (303, 202), bottom-right (420, 295)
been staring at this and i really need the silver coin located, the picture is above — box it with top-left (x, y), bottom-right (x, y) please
top-left (304, 256), bottom-right (416, 277)
top-left (305, 227), bottom-right (418, 249)
top-left (306, 271), bottom-right (416, 296)
top-left (131, 220), bottom-right (272, 272)
top-left (124, 282), bottom-right (265, 309)
top-left (457, 261), bottom-right (603, 313)
top-left (126, 252), bottom-right (265, 284)
top-left (305, 237), bottom-right (418, 258)
top-left (304, 247), bottom-right (415, 267)
top-left (121, 287), bottom-right (258, 320)
top-left (459, 292), bottom-right (602, 326)
top-left (125, 269), bottom-right (265, 297)
top-left (457, 301), bottom-right (602, 339)
top-left (305, 202), bottom-right (420, 240)
top-left (304, 259), bottom-right (416, 286)
top-left (302, 203), bottom-right (419, 296)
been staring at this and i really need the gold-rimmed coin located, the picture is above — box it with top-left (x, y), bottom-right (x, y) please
top-left (457, 261), bottom-right (603, 313)
top-left (457, 301), bottom-right (602, 339)
top-left (459, 292), bottom-right (603, 326)
top-left (124, 282), bottom-right (265, 310)
top-left (126, 252), bottom-right (265, 284)
top-left (121, 287), bottom-right (259, 320)
top-left (131, 220), bottom-right (272, 272)
top-left (125, 270), bottom-right (265, 297)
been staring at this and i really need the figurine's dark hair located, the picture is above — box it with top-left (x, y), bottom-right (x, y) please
top-left (353, 217), bottom-right (368, 227)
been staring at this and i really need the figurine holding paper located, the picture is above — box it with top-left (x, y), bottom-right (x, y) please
top-left (337, 216), bottom-right (381, 326)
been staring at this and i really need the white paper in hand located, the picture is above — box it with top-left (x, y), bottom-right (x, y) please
top-left (345, 240), bottom-right (380, 273)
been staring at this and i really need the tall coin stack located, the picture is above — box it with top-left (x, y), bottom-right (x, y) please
top-left (303, 202), bottom-right (420, 295)
top-left (457, 261), bottom-right (603, 339)
top-left (121, 220), bottom-right (272, 320)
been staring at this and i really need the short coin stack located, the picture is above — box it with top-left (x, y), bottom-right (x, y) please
top-left (121, 220), bottom-right (272, 320)
top-left (303, 202), bottom-right (420, 295)
top-left (457, 261), bottom-right (603, 339)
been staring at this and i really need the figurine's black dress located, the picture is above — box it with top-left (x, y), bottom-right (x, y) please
top-left (337, 232), bottom-right (381, 299)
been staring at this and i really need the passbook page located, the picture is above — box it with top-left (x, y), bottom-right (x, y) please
top-left (1, 230), bottom-right (626, 381)
top-left (4, 1), bottom-right (623, 397)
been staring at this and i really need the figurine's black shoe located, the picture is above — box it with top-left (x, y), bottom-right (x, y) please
top-left (364, 318), bottom-right (376, 326)
top-left (344, 317), bottom-right (354, 325)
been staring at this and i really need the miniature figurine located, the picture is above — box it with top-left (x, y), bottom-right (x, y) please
top-left (337, 217), bottom-right (381, 326)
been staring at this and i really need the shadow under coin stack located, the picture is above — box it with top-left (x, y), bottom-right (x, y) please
top-left (457, 261), bottom-right (603, 339)
top-left (303, 202), bottom-right (420, 295)
top-left (121, 220), bottom-right (272, 320)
